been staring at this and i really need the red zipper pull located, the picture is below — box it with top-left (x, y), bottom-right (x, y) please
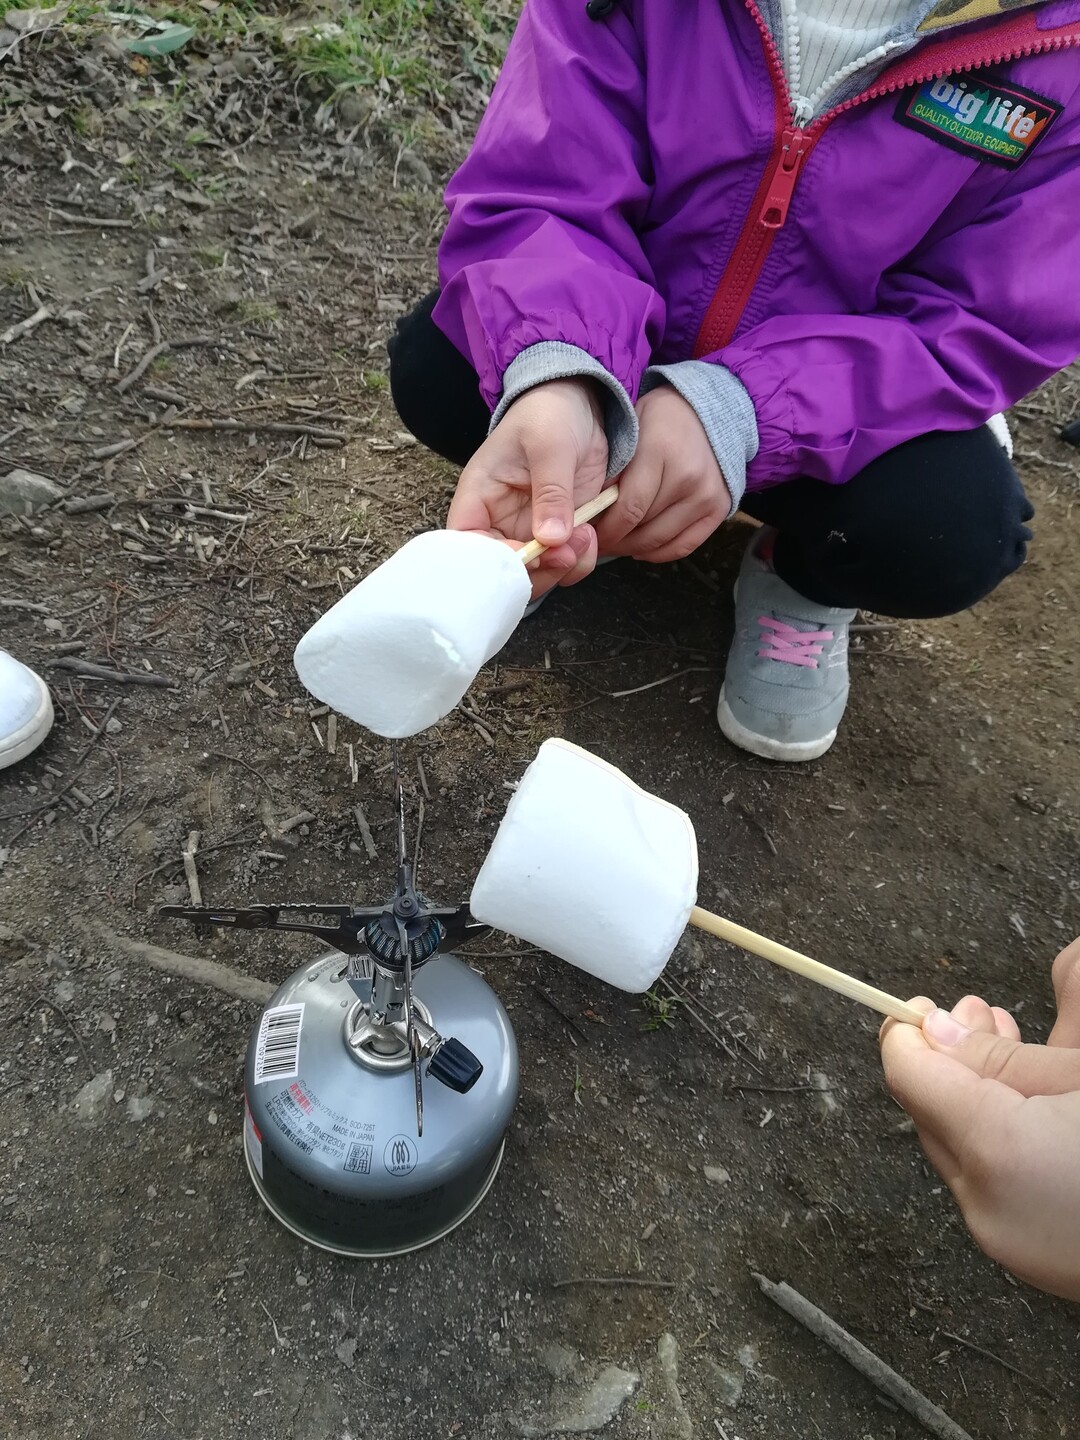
top-left (759, 128), bottom-right (810, 229)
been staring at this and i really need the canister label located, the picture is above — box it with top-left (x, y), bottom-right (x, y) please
top-left (252, 1003), bottom-right (304, 1085)
top-left (383, 1135), bottom-right (418, 1177)
top-left (244, 1100), bottom-right (264, 1179)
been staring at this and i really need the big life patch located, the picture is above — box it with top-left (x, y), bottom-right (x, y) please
top-left (895, 75), bottom-right (1061, 167)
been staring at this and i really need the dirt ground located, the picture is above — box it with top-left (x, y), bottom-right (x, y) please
top-left (2, 18), bottom-right (1079, 1440)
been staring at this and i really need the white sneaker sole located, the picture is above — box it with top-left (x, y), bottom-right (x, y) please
top-left (716, 685), bottom-right (837, 763)
top-left (0, 671), bottom-right (54, 770)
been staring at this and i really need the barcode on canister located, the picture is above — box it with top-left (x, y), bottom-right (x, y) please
top-left (253, 1003), bottom-right (304, 1085)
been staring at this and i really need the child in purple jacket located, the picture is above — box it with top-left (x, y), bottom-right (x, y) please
top-left (389, 0), bottom-right (1080, 762)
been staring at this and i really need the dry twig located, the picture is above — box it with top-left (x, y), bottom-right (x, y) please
top-left (353, 804), bottom-right (377, 859)
top-left (754, 1275), bottom-right (976, 1440)
top-left (2, 597), bottom-right (50, 613)
top-left (2, 699), bottom-right (120, 847)
top-left (117, 335), bottom-right (215, 395)
top-left (132, 833), bottom-right (256, 897)
top-left (207, 751), bottom-right (278, 793)
top-left (49, 208), bottom-right (133, 229)
top-left (168, 417), bottom-right (345, 443)
top-left (182, 831), bottom-right (202, 907)
top-left (1, 305), bottom-right (51, 345)
top-left (32, 993), bottom-right (93, 1073)
top-left (553, 1276), bottom-right (676, 1291)
top-left (63, 494), bottom-right (116, 515)
top-left (80, 922), bottom-right (273, 1005)
top-left (610, 667), bottom-right (710, 700)
top-left (940, 1331), bottom-right (1057, 1401)
top-left (49, 658), bottom-right (175, 689)
top-left (532, 983), bottom-right (590, 1041)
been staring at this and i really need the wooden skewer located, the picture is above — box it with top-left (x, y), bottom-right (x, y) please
top-left (517, 485), bottom-right (620, 566)
top-left (689, 906), bottom-right (925, 1025)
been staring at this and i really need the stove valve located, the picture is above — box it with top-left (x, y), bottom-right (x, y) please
top-left (428, 1036), bottom-right (484, 1094)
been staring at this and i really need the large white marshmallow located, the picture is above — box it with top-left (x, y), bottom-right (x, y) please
top-left (471, 739), bottom-right (699, 992)
top-left (293, 530), bottom-right (532, 738)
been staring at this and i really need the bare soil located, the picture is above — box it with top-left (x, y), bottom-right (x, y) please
top-left (1, 24), bottom-right (1078, 1440)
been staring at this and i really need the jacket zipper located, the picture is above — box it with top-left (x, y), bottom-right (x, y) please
top-left (692, 5), bottom-right (1080, 358)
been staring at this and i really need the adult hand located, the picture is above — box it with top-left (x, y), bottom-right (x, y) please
top-left (879, 937), bottom-right (1080, 1301)
top-left (447, 378), bottom-right (608, 599)
top-left (593, 384), bottom-right (732, 563)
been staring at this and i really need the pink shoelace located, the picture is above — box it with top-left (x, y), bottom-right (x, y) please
top-left (757, 615), bottom-right (833, 668)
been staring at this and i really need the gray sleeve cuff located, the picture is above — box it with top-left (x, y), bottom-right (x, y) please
top-left (639, 360), bottom-right (759, 512)
top-left (491, 342), bottom-right (638, 479)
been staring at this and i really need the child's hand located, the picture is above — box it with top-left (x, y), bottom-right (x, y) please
top-left (447, 378), bottom-right (609, 598)
top-left (879, 937), bottom-right (1080, 1301)
top-left (593, 385), bottom-right (732, 563)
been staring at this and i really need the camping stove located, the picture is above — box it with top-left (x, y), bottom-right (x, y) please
top-left (162, 749), bottom-right (518, 1257)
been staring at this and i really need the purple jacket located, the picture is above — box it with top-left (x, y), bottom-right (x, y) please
top-left (434, 0), bottom-right (1080, 496)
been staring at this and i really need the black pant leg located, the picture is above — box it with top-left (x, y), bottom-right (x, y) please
top-left (741, 428), bottom-right (1035, 619)
top-left (387, 289), bottom-right (490, 467)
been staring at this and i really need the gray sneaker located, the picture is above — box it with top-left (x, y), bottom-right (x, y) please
top-left (717, 528), bottom-right (856, 762)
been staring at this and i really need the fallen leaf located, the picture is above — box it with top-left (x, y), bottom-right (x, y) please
top-left (122, 23), bottom-right (195, 57)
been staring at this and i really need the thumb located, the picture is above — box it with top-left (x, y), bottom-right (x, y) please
top-left (528, 445), bottom-right (577, 548)
top-left (1049, 936), bottom-right (1080, 1046)
top-left (923, 1007), bottom-right (1080, 1096)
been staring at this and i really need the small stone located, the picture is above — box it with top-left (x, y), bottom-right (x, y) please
top-left (517, 1366), bottom-right (639, 1436)
top-left (396, 149), bottom-right (433, 187)
top-left (657, 1333), bottom-right (693, 1440)
top-left (0, 469), bottom-right (63, 515)
top-left (126, 1096), bottom-right (154, 1122)
top-left (737, 1342), bottom-right (759, 1371)
top-left (703, 1165), bottom-right (731, 1185)
top-left (147, 1185), bottom-right (158, 1199)
top-left (0, 923), bottom-right (29, 957)
top-left (336, 91), bottom-right (373, 128)
top-left (811, 1071), bottom-right (840, 1118)
top-left (295, 1272), bottom-right (309, 1288)
top-left (97, 1013), bottom-right (116, 1033)
top-left (335, 1337), bottom-right (357, 1369)
top-left (208, 1109), bottom-right (218, 1126)
top-left (72, 1071), bottom-right (113, 1125)
top-left (105, 717), bottom-right (123, 735)
top-left (702, 1356), bottom-right (744, 1408)
top-left (540, 1343), bottom-right (580, 1382)
top-left (227, 49), bottom-right (262, 78)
